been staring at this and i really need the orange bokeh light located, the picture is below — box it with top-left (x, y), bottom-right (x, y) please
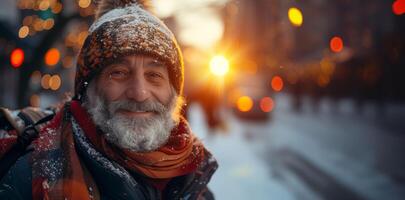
top-left (330, 36), bottom-right (344, 53)
top-left (49, 75), bottom-right (62, 90)
top-left (41, 74), bottom-right (51, 89)
top-left (45, 48), bottom-right (60, 66)
top-left (393, 0), bottom-right (405, 15)
top-left (10, 48), bottom-right (24, 68)
top-left (237, 96), bottom-right (253, 112)
top-left (271, 76), bottom-right (284, 92)
top-left (260, 97), bottom-right (274, 113)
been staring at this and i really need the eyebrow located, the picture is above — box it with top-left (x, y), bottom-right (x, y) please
top-left (146, 59), bottom-right (166, 68)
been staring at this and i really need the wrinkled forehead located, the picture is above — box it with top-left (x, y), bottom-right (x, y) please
top-left (106, 54), bottom-right (166, 66)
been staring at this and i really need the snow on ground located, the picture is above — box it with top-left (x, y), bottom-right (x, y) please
top-left (188, 103), bottom-right (294, 200)
top-left (267, 94), bottom-right (405, 200)
top-left (188, 94), bottom-right (405, 200)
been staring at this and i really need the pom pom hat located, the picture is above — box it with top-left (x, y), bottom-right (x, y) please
top-left (74, 0), bottom-right (184, 100)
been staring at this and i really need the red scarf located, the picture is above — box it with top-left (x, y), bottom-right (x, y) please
top-left (31, 101), bottom-right (204, 200)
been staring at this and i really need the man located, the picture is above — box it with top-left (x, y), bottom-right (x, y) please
top-left (0, 0), bottom-right (218, 199)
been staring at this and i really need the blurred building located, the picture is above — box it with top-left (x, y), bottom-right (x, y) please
top-left (220, 0), bottom-right (405, 108)
top-left (0, 0), bottom-right (95, 109)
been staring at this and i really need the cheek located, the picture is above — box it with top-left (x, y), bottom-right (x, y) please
top-left (98, 80), bottom-right (127, 102)
top-left (153, 85), bottom-right (173, 105)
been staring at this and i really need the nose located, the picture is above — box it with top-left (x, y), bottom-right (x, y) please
top-left (125, 75), bottom-right (151, 102)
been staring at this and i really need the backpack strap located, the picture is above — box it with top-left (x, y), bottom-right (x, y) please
top-left (0, 107), bottom-right (54, 136)
top-left (0, 107), bottom-right (55, 179)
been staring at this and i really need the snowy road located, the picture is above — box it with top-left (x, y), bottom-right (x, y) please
top-left (188, 94), bottom-right (405, 200)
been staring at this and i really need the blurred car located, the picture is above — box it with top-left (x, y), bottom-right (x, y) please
top-left (228, 74), bottom-right (274, 121)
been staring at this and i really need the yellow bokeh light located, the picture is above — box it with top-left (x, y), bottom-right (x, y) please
top-left (237, 96), bottom-right (253, 112)
top-left (210, 55), bottom-right (229, 76)
top-left (41, 74), bottom-right (51, 89)
top-left (39, 0), bottom-right (50, 11)
top-left (78, 0), bottom-right (91, 8)
top-left (45, 48), bottom-right (60, 66)
top-left (18, 26), bottom-right (29, 38)
top-left (288, 7), bottom-right (303, 27)
top-left (49, 75), bottom-right (62, 90)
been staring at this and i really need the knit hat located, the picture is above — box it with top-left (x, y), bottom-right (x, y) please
top-left (74, 0), bottom-right (184, 100)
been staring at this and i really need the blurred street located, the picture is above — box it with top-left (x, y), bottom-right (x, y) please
top-left (189, 94), bottom-right (405, 200)
top-left (1, 0), bottom-right (405, 199)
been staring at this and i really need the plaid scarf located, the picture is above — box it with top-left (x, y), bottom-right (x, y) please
top-left (30, 101), bottom-right (204, 200)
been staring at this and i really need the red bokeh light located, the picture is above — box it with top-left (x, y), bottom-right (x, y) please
top-left (260, 97), bottom-right (274, 112)
top-left (393, 0), bottom-right (405, 15)
top-left (271, 76), bottom-right (284, 92)
top-left (330, 36), bottom-right (344, 53)
top-left (10, 48), bottom-right (24, 68)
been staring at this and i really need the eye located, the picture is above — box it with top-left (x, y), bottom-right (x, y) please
top-left (146, 71), bottom-right (164, 82)
top-left (108, 69), bottom-right (129, 80)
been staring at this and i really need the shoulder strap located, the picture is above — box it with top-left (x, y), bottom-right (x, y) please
top-left (0, 107), bottom-right (54, 136)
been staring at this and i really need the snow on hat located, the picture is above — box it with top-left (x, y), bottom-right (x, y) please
top-left (74, 0), bottom-right (184, 100)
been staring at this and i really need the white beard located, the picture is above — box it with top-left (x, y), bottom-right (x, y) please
top-left (83, 83), bottom-right (181, 152)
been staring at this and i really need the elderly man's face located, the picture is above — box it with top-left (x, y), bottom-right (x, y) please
top-left (97, 54), bottom-right (172, 113)
top-left (84, 55), bottom-right (181, 152)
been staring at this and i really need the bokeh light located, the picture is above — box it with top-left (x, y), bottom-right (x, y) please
top-left (43, 19), bottom-right (55, 30)
top-left (210, 55), bottom-right (229, 76)
top-left (18, 26), bottom-right (29, 38)
top-left (271, 76), bottom-right (284, 92)
top-left (78, 0), bottom-right (91, 9)
top-left (330, 36), bottom-right (344, 53)
top-left (10, 48), bottom-right (24, 68)
top-left (49, 75), bottom-right (62, 90)
top-left (393, 0), bottom-right (405, 15)
top-left (41, 74), bottom-right (51, 89)
top-left (39, 0), bottom-right (50, 11)
top-left (51, 2), bottom-right (63, 14)
top-left (288, 7), bottom-right (303, 27)
top-left (237, 96), bottom-right (253, 112)
top-left (260, 97), bottom-right (274, 112)
top-left (45, 48), bottom-right (60, 66)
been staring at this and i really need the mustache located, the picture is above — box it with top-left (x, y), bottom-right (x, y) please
top-left (107, 99), bottom-right (168, 115)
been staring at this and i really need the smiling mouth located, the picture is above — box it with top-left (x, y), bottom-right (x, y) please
top-left (117, 109), bottom-right (155, 117)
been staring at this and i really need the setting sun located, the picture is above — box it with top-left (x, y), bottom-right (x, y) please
top-left (210, 55), bottom-right (229, 76)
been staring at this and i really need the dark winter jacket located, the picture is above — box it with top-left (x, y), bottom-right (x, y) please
top-left (0, 149), bottom-right (217, 200)
top-left (0, 108), bottom-right (218, 200)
